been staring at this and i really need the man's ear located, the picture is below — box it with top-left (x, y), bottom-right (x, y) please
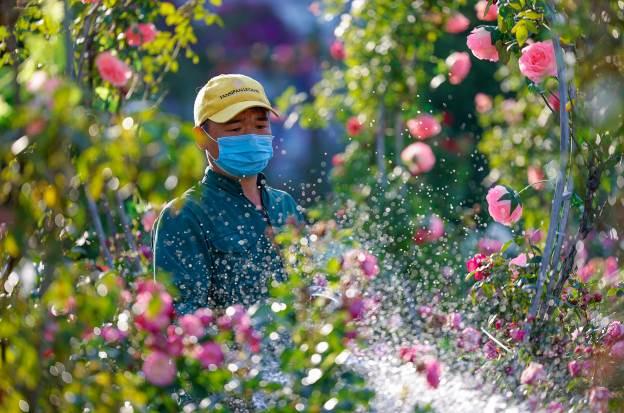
top-left (193, 125), bottom-right (210, 150)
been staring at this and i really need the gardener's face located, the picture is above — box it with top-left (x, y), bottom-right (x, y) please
top-left (194, 107), bottom-right (272, 171)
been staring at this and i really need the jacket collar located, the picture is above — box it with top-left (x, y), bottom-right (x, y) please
top-left (200, 165), bottom-right (267, 196)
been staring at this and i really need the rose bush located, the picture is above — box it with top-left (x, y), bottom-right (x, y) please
top-left (1, 0), bottom-right (623, 411)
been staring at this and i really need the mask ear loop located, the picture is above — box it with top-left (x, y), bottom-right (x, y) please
top-left (200, 125), bottom-right (220, 164)
top-left (200, 125), bottom-right (242, 178)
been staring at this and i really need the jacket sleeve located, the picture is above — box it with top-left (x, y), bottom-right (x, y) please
top-left (152, 203), bottom-right (213, 316)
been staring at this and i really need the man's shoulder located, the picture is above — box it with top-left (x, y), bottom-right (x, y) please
top-left (264, 184), bottom-right (305, 224)
top-left (265, 185), bottom-right (297, 206)
top-left (156, 186), bottom-right (203, 226)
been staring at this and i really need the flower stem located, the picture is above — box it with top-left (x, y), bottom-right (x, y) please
top-left (517, 179), bottom-right (551, 195)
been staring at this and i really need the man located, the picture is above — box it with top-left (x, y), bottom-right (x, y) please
top-left (152, 73), bottom-right (305, 316)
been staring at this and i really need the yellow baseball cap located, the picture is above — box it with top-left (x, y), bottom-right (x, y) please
top-left (193, 73), bottom-right (280, 126)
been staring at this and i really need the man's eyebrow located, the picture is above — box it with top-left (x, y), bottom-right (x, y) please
top-left (224, 118), bottom-right (242, 125)
top-left (255, 114), bottom-right (269, 120)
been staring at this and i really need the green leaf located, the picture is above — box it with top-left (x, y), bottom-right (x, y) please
top-left (511, 21), bottom-right (529, 46)
top-left (159, 2), bottom-right (175, 15)
top-left (95, 86), bottom-right (111, 102)
top-left (571, 192), bottom-right (583, 209)
top-left (326, 257), bottom-right (341, 275)
top-left (498, 185), bottom-right (523, 214)
top-left (518, 10), bottom-right (543, 20)
top-left (482, 282), bottom-right (495, 298)
top-left (500, 239), bottom-right (514, 253)
top-left (527, 83), bottom-right (546, 94)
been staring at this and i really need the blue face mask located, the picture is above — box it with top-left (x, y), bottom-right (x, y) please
top-left (201, 128), bottom-right (274, 178)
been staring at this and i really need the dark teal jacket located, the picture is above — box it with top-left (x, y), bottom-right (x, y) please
top-left (152, 166), bottom-right (305, 315)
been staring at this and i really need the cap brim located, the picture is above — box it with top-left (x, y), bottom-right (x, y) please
top-left (208, 101), bottom-right (280, 123)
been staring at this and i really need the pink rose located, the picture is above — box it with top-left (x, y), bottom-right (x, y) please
top-left (447, 52), bottom-right (472, 85)
top-left (445, 13), bottom-right (470, 34)
top-left (525, 229), bottom-right (543, 244)
top-left (546, 402), bottom-right (564, 413)
top-left (27, 71), bottom-right (62, 95)
top-left (142, 351), bottom-right (176, 387)
top-left (135, 279), bottom-right (165, 294)
top-left (398, 346), bottom-right (419, 363)
top-left (418, 305), bottom-right (433, 318)
top-left (475, 0), bottom-right (498, 21)
top-left (195, 342), bottom-right (224, 368)
top-left (413, 228), bottom-right (430, 245)
top-left (588, 387), bottom-right (610, 413)
top-left (95, 52), bottom-right (132, 87)
top-left (424, 358), bottom-right (442, 389)
top-left (567, 360), bottom-right (582, 377)
top-left (165, 325), bottom-right (184, 357)
top-left (520, 362), bottom-right (545, 385)
top-left (141, 210), bottom-right (158, 233)
top-left (125, 23), bottom-right (158, 47)
top-left (244, 329), bottom-right (262, 353)
top-left (179, 314), bottom-right (204, 338)
top-left (407, 114), bottom-right (441, 139)
top-left (43, 322), bottom-right (58, 342)
top-left (330, 40), bottom-right (346, 60)
top-left (603, 256), bottom-right (619, 286)
top-left (343, 249), bottom-right (380, 278)
top-left (101, 325), bottom-right (126, 343)
top-left (578, 259), bottom-right (598, 283)
top-left (332, 153), bottom-right (345, 167)
top-left (413, 215), bottom-right (445, 244)
top-left (509, 253), bottom-right (528, 267)
top-left (466, 253), bottom-right (490, 281)
top-left (527, 165), bottom-right (545, 190)
top-left (609, 341), bottom-right (624, 359)
top-left (360, 253), bottom-right (380, 278)
top-left (226, 304), bottom-right (252, 333)
top-left (217, 314), bottom-right (233, 330)
top-left (428, 215), bottom-right (445, 240)
top-left (509, 327), bottom-right (527, 342)
top-left (134, 290), bottom-right (175, 334)
top-left (477, 238), bottom-right (502, 254)
top-left (347, 297), bottom-right (366, 320)
top-left (486, 185), bottom-right (523, 226)
top-left (139, 245), bottom-right (152, 260)
top-left (447, 312), bottom-right (463, 330)
top-left (194, 308), bottom-right (214, 326)
top-left (483, 340), bottom-right (499, 360)
top-left (26, 118), bottom-right (47, 136)
top-left (346, 116), bottom-right (363, 136)
top-left (548, 92), bottom-right (561, 112)
top-left (313, 274), bottom-right (328, 287)
top-left (605, 320), bottom-right (624, 344)
top-left (400, 142), bottom-right (436, 175)
top-left (501, 99), bottom-right (524, 125)
top-left (474, 93), bottom-right (493, 113)
top-left (458, 327), bottom-right (481, 352)
top-left (518, 40), bottom-right (558, 83)
top-left (466, 27), bottom-right (499, 62)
